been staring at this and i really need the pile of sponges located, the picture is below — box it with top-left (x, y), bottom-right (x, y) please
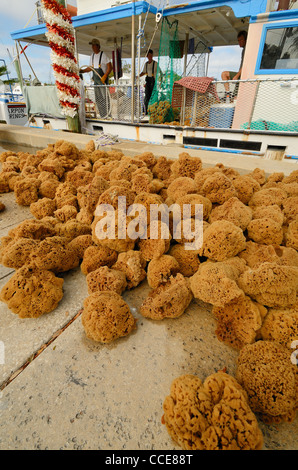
top-left (0, 140), bottom-right (297, 448)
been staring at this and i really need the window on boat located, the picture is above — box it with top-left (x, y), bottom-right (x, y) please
top-left (260, 26), bottom-right (298, 71)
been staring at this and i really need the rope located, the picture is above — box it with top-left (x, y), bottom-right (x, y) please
top-left (23, 7), bottom-right (38, 28)
top-left (80, 65), bottom-right (105, 82)
top-left (144, 1), bottom-right (166, 58)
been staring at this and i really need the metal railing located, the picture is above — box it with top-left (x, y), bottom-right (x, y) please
top-left (84, 77), bottom-right (298, 133)
top-left (84, 84), bottom-right (145, 122)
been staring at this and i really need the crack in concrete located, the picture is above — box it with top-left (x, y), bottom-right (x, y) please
top-left (0, 309), bottom-right (83, 392)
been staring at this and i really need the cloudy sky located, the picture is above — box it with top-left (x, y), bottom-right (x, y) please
top-left (0, 0), bottom-right (241, 84)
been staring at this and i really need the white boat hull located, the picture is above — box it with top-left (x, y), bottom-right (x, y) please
top-left (0, 99), bottom-right (28, 126)
top-left (29, 115), bottom-right (298, 161)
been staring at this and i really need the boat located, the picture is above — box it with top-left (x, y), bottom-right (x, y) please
top-left (8, 0), bottom-right (298, 160)
top-left (0, 59), bottom-right (28, 127)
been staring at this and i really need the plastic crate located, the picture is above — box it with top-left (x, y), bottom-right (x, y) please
top-left (208, 103), bottom-right (235, 128)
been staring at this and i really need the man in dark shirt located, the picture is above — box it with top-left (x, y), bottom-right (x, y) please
top-left (139, 49), bottom-right (157, 115)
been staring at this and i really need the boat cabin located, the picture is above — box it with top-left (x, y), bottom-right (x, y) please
top-left (8, 0), bottom-right (298, 159)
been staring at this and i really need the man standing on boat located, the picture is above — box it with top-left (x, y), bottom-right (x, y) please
top-left (139, 49), bottom-right (157, 115)
top-left (80, 38), bottom-right (113, 118)
top-left (221, 30), bottom-right (247, 101)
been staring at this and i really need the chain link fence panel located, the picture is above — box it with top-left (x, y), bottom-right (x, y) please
top-left (84, 78), bottom-right (298, 133)
top-left (84, 84), bottom-right (145, 122)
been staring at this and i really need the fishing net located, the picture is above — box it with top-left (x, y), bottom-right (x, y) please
top-left (148, 18), bottom-right (183, 124)
top-left (148, 17), bottom-right (212, 125)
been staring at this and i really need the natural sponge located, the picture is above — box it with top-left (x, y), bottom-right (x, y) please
top-left (246, 217), bottom-right (283, 245)
top-left (170, 152), bottom-right (202, 179)
top-left (200, 172), bottom-right (237, 204)
top-left (0, 266), bottom-right (64, 318)
top-left (30, 197), bottom-right (56, 219)
top-left (248, 187), bottom-right (287, 208)
top-left (209, 197), bottom-right (252, 231)
top-left (147, 254), bottom-right (179, 288)
top-left (236, 340), bottom-right (298, 424)
top-left (86, 265), bottom-right (127, 295)
top-left (81, 245), bottom-right (118, 275)
top-left (202, 220), bottom-right (246, 261)
top-left (175, 193), bottom-right (212, 221)
top-left (0, 237), bottom-right (39, 269)
top-left (14, 178), bottom-right (40, 206)
top-left (137, 220), bottom-right (172, 261)
top-left (284, 219), bottom-right (298, 250)
top-left (112, 250), bottom-right (147, 289)
top-left (260, 305), bottom-right (298, 349)
top-left (162, 371), bottom-right (264, 450)
top-left (28, 236), bottom-right (80, 273)
top-left (213, 296), bottom-right (266, 350)
top-left (140, 273), bottom-right (193, 320)
top-left (190, 258), bottom-right (246, 307)
top-left (167, 177), bottom-right (197, 202)
top-left (81, 291), bottom-right (137, 343)
top-left (238, 262), bottom-right (298, 308)
top-left (169, 244), bottom-right (200, 277)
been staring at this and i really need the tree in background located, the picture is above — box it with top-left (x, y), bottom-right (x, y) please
top-left (0, 63), bottom-right (16, 87)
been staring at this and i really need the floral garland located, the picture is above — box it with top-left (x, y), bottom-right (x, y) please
top-left (41, 0), bottom-right (80, 118)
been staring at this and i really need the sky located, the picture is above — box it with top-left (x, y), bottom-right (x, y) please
top-left (0, 0), bottom-right (241, 85)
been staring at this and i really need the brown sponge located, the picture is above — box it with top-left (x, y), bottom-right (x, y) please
top-left (112, 250), bottom-right (147, 289)
top-left (200, 172), bottom-right (237, 204)
top-left (81, 245), bottom-right (118, 275)
top-left (247, 217), bottom-right (283, 246)
top-left (236, 340), bottom-right (298, 424)
top-left (170, 152), bottom-right (202, 179)
top-left (260, 305), bottom-right (298, 348)
top-left (30, 198), bottom-right (57, 219)
top-left (190, 258), bottom-right (246, 307)
top-left (169, 244), bottom-right (200, 277)
top-left (9, 219), bottom-right (56, 240)
top-left (86, 265), bottom-right (127, 295)
top-left (209, 197), bottom-right (253, 231)
top-left (0, 237), bottom-right (39, 269)
top-left (175, 193), bottom-right (212, 221)
top-left (54, 205), bottom-right (78, 223)
top-left (56, 219), bottom-right (91, 241)
top-left (81, 291), bottom-right (137, 343)
top-left (140, 273), bottom-right (193, 320)
top-left (147, 254), bottom-right (180, 288)
top-left (238, 240), bottom-right (298, 269)
top-left (14, 178), bottom-right (40, 206)
top-left (213, 296), bottom-right (266, 350)
top-left (167, 177), bottom-right (197, 201)
top-left (162, 371), bottom-right (264, 450)
top-left (252, 204), bottom-right (284, 225)
top-left (137, 220), bottom-right (172, 261)
top-left (68, 234), bottom-right (95, 260)
top-left (232, 175), bottom-right (261, 204)
top-left (238, 262), bottom-right (298, 308)
top-left (0, 266), bottom-right (64, 318)
top-left (284, 219), bottom-right (298, 250)
top-left (202, 220), bottom-right (246, 261)
top-left (248, 187), bottom-right (287, 208)
top-left (28, 236), bottom-right (80, 273)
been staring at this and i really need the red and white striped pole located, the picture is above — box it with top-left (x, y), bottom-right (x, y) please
top-left (41, 0), bottom-right (81, 131)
